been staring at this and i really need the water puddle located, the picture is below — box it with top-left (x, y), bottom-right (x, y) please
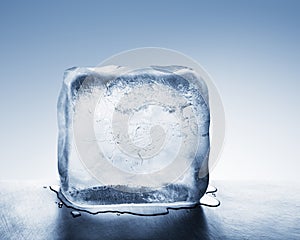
top-left (71, 211), bottom-right (81, 218)
top-left (49, 184), bottom-right (220, 217)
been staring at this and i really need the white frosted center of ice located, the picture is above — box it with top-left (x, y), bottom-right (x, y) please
top-left (93, 82), bottom-right (193, 175)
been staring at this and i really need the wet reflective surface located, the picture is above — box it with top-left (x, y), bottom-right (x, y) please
top-left (0, 181), bottom-right (299, 239)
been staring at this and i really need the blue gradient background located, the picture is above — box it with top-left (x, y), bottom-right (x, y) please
top-left (0, 0), bottom-right (299, 182)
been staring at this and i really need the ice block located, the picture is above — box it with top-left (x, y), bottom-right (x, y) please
top-left (57, 65), bottom-right (210, 213)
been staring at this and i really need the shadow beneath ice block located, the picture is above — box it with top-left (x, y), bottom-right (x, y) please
top-left (55, 205), bottom-right (214, 240)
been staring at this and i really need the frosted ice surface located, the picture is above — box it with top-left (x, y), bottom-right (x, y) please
top-left (57, 65), bottom-right (210, 210)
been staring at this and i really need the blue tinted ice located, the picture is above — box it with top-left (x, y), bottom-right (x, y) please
top-left (57, 65), bottom-right (210, 212)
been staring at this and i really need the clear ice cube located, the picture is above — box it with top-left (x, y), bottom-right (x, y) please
top-left (57, 65), bottom-right (210, 212)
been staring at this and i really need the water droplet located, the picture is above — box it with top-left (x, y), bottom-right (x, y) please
top-left (200, 194), bottom-right (220, 207)
top-left (71, 211), bottom-right (81, 218)
top-left (58, 202), bottom-right (63, 208)
top-left (206, 185), bottom-right (217, 193)
top-left (43, 186), bottom-right (47, 189)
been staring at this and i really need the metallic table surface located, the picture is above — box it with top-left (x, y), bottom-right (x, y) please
top-left (0, 181), bottom-right (299, 240)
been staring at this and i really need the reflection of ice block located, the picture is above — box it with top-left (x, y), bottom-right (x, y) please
top-left (57, 65), bottom-right (210, 212)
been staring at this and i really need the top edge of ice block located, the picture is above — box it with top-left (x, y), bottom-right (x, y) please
top-left (62, 65), bottom-right (208, 102)
top-left (64, 65), bottom-right (198, 80)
